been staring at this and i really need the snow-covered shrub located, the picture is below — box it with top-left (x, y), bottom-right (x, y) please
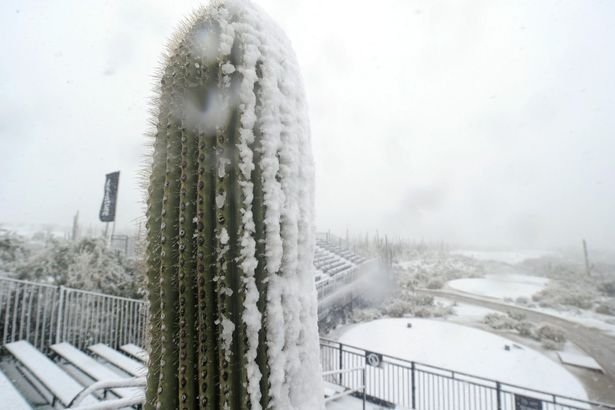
top-left (13, 237), bottom-right (139, 298)
top-left (506, 310), bottom-right (527, 322)
top-left (536, 324), bottom-right (566, 344)
top-left (515, 296), bottom-right (530, 306)
top-left (594, 300), bottom-right (615, 316)
top-left (483, 313), bottom-right (517, 330)
top-left (426, 278), bottom-right (444, 289)
top-left (396, 253), bottom-right (484, 290)
top-left (351, 308), bottom-right (382, 323)
top-left (143, 1), bottom-right (323, 409)
top-left (600, 280), bottom-right (615, 297)
top-left (430, 304), bottom-right (454, 317)
top-left (0, 231), bottom-right (30, 273)
top-left (541, 339), bottom-right (563, 350)
top-left (533, 284), bottom-right (595, 310)
top-left (514, 321), bottom-right (534, 337)
top-left (370, 291), bottom-right (451, 319)
top-left (383, 300), bottom-right (415, 317)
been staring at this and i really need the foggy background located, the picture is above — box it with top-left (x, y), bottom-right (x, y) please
top-left (1, 0), bottom-right (614, 250)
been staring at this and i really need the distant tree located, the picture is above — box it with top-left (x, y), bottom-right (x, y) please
top-left (15, 237), bottom-right (140, 298)
top-left (0, 231), bottom-right (31, 272)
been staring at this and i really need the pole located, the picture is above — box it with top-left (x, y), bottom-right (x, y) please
top-left (104, 222), bottom-right (110, 247)
top-left (362, 366), bottom-right (366, 410)
top-left (56, 286), bottom-right (65, 344)
top-left (411, 361), bottom-right (416, 409)
top-left (111, 220), bottom-right (117, 246)
top-left (111, 172), bottom-right (120, 249)
top-left (339, 342), bottom-right (344, 385)
top-left (583, 239), bottom-right (591, 277)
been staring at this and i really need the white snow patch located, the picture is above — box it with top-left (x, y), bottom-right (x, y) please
top-left (215, 193), bottom-right (226, 209)
top-left (448, 273), bottom-right (549, 300)
top-left (339, 318), bottom-right (587, 401)
top-left (219, 228), bottom-right (229, 245)
top-left (558, 352), bottom-right (603, 372)
top-left (452, 250), bottom-right (556, 265)
top-left (451, 301), bottom-right (499, 322)
top-left (220, 316), bottom-right (235, 360)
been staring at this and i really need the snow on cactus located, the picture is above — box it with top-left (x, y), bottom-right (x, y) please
top-left (144, 0), bottom-right (323, 409)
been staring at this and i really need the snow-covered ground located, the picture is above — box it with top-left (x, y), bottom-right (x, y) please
top-left (448, 301), bottom-right (499, 323)
top-left (532, 305), bottom-right (615, 338)
top-left (448, 273), bottom-right (549, 299)
top-left (451, 250), bottom-right (555, 264)
top-left (445, 269), bottom-right (615, 337)
top-left (338, 318), bottom-right (587, 401)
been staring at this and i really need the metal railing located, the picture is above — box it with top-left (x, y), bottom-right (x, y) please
top-left (0, 277), bottom-right (147, 352)
top-left (2, 276), bottom-right (615, 410)
top-left (320, 338), bottom-right (615, 410)
top-left (323, 367), bottom-right (366, 410)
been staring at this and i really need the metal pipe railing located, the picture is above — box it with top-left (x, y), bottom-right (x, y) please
top-left (321, 338), bottom-right (615, 410)
top-left (323, 367), bottom-right (366, 410)
top-left (68, 377), bottom-right (146, 408)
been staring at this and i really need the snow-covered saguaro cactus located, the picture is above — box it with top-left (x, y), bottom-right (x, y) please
top-left (144, 0), bottom-right (323, 409)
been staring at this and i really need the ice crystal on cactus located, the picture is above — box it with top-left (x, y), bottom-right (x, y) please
top-left (144, 0), bottom-right (323, 409)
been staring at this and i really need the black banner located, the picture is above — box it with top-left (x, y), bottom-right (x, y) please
top-left (99, 171), bottom-right (120, 222)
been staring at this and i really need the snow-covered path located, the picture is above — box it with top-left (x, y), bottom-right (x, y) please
top-left (419, 288), bottom-right (615, 404)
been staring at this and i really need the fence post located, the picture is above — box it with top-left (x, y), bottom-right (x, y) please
top-left (496, 382), bottom-right (502, 410)
top-left (411, 361), bottom-right (416, 410)
top-left (55, 286), bottom-right (65, 344)
top-left (338, 342), bottom-right (343, 385)
top-left (362, 366), bottom-right (366, 410)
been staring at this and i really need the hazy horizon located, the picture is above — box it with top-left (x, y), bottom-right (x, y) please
top-left (2, 0), bottom-right (614, 251)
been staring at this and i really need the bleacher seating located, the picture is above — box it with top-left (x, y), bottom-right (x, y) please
top-left (4, 340), bottom-right (145, 409)
top-left (313, 237), bottom-right (368, 281)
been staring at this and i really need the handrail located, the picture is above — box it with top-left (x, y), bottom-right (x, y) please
top-left (0, 276), bottom-right (146, 303)
top-left (68, 377), bottom-right (146, 407)
top-left (323, 367), bottom-right (367, 410)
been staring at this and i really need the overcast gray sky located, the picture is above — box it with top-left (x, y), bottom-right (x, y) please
top-left (1, 0), bottom-right (614, 250)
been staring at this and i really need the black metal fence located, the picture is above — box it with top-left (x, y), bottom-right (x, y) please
top-left (320, 338), bottom-right (615, 410)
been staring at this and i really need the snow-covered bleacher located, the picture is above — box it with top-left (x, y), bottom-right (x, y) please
top-left (313, 236), bottom-right (378, 310)
top-left (3, 340), bottom-right (145, 409)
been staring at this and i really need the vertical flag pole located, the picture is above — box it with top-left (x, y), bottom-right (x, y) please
top-left (104, 222), bottom-right (110, 246)
top-left (111, 174), bottom-right (119, 248)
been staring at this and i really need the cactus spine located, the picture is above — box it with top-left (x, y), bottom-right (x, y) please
top-left (144, 1), bottom-right (324, 409)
